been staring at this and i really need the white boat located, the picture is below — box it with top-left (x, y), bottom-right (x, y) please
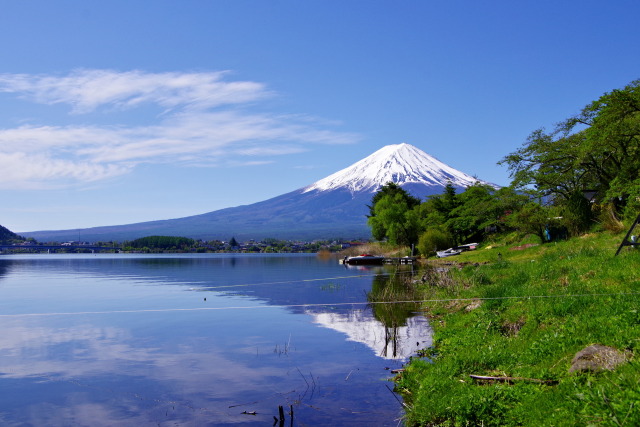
top-left (454, 243), bottom-right (478, 251)
top-left (436, 248), bottom-right (462, 258)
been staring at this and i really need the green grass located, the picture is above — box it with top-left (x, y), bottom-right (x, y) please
top-left (396, 232), bottom-right (640, 426)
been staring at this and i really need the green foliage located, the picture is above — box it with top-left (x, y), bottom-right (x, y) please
top-left (561, 189), bottom-right (595, 235)
top-left (612, 177), bottom-right (640, 222)
top-left (417, 228), bottom-right (453, 256)
top-left (500, 79), bottom-right (640, 219)
top-left (573, 362), bottom-right (640, 426)
top-left (127, 235), bottom-right (196, 250)
top-left (446, 184), bottom-right (528, 243)
top-left (431, 182), bottom-right (460, 216)
top-left (368, 182), bottom-right (531, 250)
top-left (366, 82), bottom-right (640, 248)
top-left (397, 234), bottom-right (640, 426)
top-left (367, 271), bottom-right (421, 329)
top-left (504, 201), bottom-right (550, 241)
top-left (367, 181), bottom-right (420, 218)
top-left (368, 191), bottom-right (421, 246)
top-left (0, 224), bottom-right (25, 244)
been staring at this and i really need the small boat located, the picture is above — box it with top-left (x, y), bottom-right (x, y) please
top-left (436, 248), bottom-right (462, 258)
top-left (453, 243), bottom-right (478, 251)
top-left (343, 254), bottom-right (385, 265)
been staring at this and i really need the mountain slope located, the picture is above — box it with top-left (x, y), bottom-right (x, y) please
top-left (22, 143), bottom-right (495, 242)
top-left (0, 224), bottom-right (25, 243)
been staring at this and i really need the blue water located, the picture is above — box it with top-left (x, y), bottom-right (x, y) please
top-left (0, 253), bottom-right (431, 426)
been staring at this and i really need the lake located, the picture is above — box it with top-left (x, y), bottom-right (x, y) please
top-left (0, 253), bottom-right (431, 426)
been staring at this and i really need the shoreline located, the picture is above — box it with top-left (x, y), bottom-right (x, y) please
top-left (395, 232), bottom-right (640, 426)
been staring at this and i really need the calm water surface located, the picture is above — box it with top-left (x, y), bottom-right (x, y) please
top-left (0, 253), bottom-right (431, 426)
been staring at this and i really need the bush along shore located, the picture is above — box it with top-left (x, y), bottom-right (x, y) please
top-left (395, 232), bottom-right (640, 426)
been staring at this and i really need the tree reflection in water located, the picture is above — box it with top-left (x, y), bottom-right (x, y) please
top-left (367, 266), bottom-right (423, 358)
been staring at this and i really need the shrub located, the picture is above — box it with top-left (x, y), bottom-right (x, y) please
top-left (417, 228), bottom-right (453, 256)
top-left (597, 203), bottom-right (625, 233)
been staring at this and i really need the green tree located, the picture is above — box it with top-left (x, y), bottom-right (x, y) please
top-left (446, 183), bottom-right (496, 243)
top-left (500, 79), bottom-right (640, 220)
top-left (415, 183), bottom-right (532, 244)
top-left (430, 182), bottom-right (459, 217)
top-left (504, 202), bottom-right (551, 242)
top-left (419, 183), bottom-right (469, 243)
top-left (127, 235), bottom-right (196, 250)
top-left (561, 189), bottom-right (594, 235)
top-left (417, 228), bottom-right (453, 256)
top-left (413, 197), bottom-right (446, 234)
top-left (368, 182), bottom-right (420, 218)
top-left (368, 192), bottom-right (420, 246)
top-left (367, 183), bottom-right (421, 246)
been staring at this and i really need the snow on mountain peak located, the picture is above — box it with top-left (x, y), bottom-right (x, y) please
top-left (303, 143), bottom-right (482, 194)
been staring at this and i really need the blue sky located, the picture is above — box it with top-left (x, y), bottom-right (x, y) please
top-left (1, 1), bottom-right (639, 233)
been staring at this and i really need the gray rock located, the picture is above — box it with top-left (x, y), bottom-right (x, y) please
top-left (569, 344), bottom-right (628, 373)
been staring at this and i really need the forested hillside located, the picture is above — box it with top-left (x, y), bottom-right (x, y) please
top-left (0, 224), bottom-right (24, 244)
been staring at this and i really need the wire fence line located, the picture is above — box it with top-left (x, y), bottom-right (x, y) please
top-left (193, 272), bottom-right (394, 290)
top-left (1, 292), bottom-right (638, 318)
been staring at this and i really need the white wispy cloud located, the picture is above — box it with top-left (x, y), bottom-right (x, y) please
top-left (0, 151), bottom-right (131, 189)
top-left (0, 69), bottom-right (269, 113)
top-left (0, 69), bottom-right (359, 189)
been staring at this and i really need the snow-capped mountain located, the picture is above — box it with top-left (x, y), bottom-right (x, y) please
top-left (304, 143), bottom-right (481, 195)
top-left (22, 143), bottom-right (496, 242)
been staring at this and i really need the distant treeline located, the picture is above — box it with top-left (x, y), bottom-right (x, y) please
top-left (118, 236), bottom-right (346, 253)
top-left (124, 236), bottom-right (196, 250)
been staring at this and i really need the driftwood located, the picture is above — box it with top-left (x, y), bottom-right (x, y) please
top-left (470, 374), bottom-right (557, 385)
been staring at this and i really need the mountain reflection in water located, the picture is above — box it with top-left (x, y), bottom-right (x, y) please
top-left (307, 309), bottom-right (431, 359)
top-left (0, 254), bottom-right (431, 426)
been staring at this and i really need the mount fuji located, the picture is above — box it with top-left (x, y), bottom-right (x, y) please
top-left (22, 143), bottom-right (495, 242)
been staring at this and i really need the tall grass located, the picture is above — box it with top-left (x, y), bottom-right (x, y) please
top-left (339, 242), bottom-right (412, 257)
top-left (396, 232), bottom-right (640, 426)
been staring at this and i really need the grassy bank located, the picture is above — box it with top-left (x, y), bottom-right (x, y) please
top-left (396, 232), bottom-right (640, 426)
